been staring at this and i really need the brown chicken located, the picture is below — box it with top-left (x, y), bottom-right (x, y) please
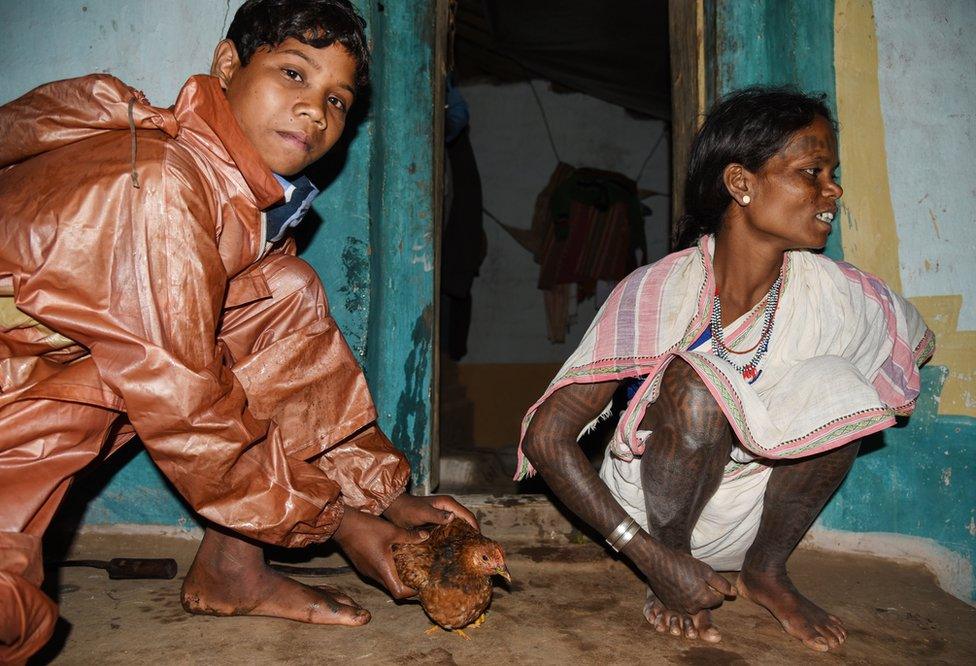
top-left (392, 517), bottom-right (510, 635)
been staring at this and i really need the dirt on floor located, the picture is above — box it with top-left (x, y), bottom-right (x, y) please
top-left (30, 532), bottom-right (976, 665)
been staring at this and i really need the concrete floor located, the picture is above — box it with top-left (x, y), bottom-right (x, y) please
top-left (33, 520), bottom-right (976, 665)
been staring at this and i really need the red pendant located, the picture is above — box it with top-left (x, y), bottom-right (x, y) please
top-left (742, 365), bottom-right (757, 381)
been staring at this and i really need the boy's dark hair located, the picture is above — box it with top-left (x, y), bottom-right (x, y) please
top-left (673, 87), bottom-right (835, 250)
top-left (227, 0), bottom-right (370, 89)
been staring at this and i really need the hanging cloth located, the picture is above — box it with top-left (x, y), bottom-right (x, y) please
top-left (494, 163), bottom-right (645, 342)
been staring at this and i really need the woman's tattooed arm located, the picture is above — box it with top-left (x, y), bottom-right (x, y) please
top-left (522, 381), bottom-right (632, 538)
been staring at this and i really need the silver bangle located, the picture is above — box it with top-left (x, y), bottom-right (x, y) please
top-left (605, 516), bottom-right (640, 553)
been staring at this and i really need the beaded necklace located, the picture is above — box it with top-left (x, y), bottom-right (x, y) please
top-left (710, 275), bottom-right (782, 381)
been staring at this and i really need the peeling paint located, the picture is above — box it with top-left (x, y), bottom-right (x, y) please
top-left (391, 306), bottom-right (434, 478)
top-left (873, 0), bottom-right (975, 334)
top-left (338, 236), bottom-right (369, 314)
top-left (410, 242), bottom-right (434, 272)
top-left (928, 209), bottom-right (942, 239)
top-left (858, 0), bottom-right (976, 419)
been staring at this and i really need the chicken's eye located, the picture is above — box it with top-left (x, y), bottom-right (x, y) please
top-left (481, 555), bottom-right (489, 561)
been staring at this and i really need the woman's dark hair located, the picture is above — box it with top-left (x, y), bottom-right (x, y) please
top-left (672, 87), bottom-right (835, 250)
top-left (227, 0), bottom-right (370, 89)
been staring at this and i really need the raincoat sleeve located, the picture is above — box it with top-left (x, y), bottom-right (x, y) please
top-left (18, 144), bottom-right (346, 547)
top-left (224, 246), bottom-right (412, 518)
top-left (315, 424), bottom-right (412, 516)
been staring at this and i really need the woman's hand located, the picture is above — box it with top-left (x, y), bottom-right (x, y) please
top-left (383, 492), bottom-right (480, 531)
top-left (624, 533), bottom-right (733, 614)
top-left (333, 508), bottom-right (428, 599)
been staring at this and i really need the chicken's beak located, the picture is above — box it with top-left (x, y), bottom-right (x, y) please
top-left (494, 565), bottom-right (512, 583)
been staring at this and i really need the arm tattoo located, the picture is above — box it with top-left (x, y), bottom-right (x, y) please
top-left (522, 381), bottom-right (634, 539)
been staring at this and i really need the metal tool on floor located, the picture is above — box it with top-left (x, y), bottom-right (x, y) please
top-left (53, 558), bottom-right (178, 580)
top-left (50, 557), bottom-right (350, 579)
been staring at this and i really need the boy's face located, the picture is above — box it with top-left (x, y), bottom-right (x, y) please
top-left (211, 37), bottom-right (357, 177)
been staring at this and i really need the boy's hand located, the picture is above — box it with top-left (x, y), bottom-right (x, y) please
top-left (333, 508), bottom-right (427, 599)
top-left (383, 493), bottom-right (480, 532)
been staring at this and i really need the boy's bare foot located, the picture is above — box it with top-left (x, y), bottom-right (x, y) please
top-left (643, 587), bottom-right (722, 642)
top-left (736, 569), bottom-right (846, 652)
top-left (181, 527), bottom-right (370, 626)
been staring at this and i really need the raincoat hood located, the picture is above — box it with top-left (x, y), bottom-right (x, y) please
top-left (0, 74), bottom-right (283, 209)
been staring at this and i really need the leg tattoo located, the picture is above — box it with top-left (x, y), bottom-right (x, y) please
top-left (639, 359), bottom-right (734, 642)
top-left (738, 441), bottom-right (861, 651)
top-left (641, 359), bottom-right (734, 551)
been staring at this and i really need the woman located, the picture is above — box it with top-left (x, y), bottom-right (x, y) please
top-left (518, 88), bottom-right (933, 652)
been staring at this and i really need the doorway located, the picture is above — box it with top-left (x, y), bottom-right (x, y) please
top-left (435, 0), bottom-right (688, 495)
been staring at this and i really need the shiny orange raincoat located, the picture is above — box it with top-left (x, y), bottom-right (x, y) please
top-left (0, 74), bottom-right (409, 662)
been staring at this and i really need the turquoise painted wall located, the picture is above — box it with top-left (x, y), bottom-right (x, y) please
top-left (306, 1), bottom-right (439, 490)
top-left (0, 0), bottom-right (438, 530)
top-left (363, 2), bottom-right (439, 490)
top-left (714, 0), bottom-right (842, 259)
top-left (714, 0), bottom-right (975, 600)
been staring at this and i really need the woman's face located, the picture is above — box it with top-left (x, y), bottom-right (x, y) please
top-left (742, 115), bottom-right (843, 250)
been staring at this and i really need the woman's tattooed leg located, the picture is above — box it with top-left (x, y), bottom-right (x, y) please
top-left (640, 358), bottom-right (734, 551)
top-left (737, 441), bottom-right (861, 651)
top-left (639, 358), bottom-right (734, 641)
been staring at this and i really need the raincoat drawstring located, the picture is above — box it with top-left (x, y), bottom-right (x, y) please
top-left (127, 97), bottom-right (140, 189)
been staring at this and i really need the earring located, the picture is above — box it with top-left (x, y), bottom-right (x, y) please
top-left (742, 195), bottom-right (751, 205)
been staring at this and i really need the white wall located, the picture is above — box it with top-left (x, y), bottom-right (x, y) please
top-left (462, 80), bottom-right (671, 364)
top-left (0, 0), bottom-right (245, 106)
top-left (874, 0), bottom-right (976, 328)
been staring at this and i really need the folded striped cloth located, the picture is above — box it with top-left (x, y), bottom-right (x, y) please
top-left (515, 235), bottom-right (934, 480)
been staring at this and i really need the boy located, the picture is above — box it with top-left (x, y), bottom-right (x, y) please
top-left (0, 1), bottom-right (474, 661)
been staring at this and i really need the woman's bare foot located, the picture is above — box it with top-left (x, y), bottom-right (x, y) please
top-left (736, 569), bottom-right (846, 652)
top-left (643, 587), bottom-right (722, 642)
top-left (180, 527), bottom-right (370, 626)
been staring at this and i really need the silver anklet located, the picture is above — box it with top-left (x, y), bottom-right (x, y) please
top-left (605, 516), bottom-right (640, 553)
